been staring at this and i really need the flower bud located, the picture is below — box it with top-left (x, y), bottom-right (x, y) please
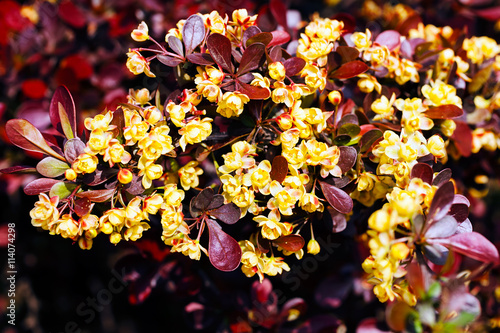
top-left (390, 242), bottom-right (410, 260)
top-left (78, 237), bottom-right (93, 250)
top-left (65, 168), bottom-right (77, 181)
top-left (118, 169), bottom-right (134, 184)
top-left (440, 119), bottom-right (456, 137)
top-left (328, 90), bottom-right (342, 105)
top-left (307, 238), bottom-right (321, 255)
top-left (131, 21), bottom-right (149, 42)
top-left (276, 113), bottom-right (293, 131)
top-left (268, 62), bottom-right (286, 81)
top-left (110, 232), bottom-right (122, 244)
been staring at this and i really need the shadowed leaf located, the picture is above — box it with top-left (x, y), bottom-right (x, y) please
top-left (6, 119), bottom-right (66, 161)
top-left (64, 138), bottom-right (85, 164)
top-left (76, 189), bottom-right (115, 202)
top-left (325, 207), bottom-right (347, 233)
top-left (36, 157), bottom-right (70, 178)
top-left (425, 105), bottom-right (463, 119)
top-left (427, 181), bottom-right (455, 223)
top-left (237, 43), bottom-right (265, 75)
top-left (432, 168), bottom-right (452, 187)
top-left (411, 163), bottom-right (433, 184)
top-left (206, 194), bottom-right (225, 210)
top-left (210, 203), bottom-right (241, 225)
top-left (192, 187), bottom-right (215, 211)
top-left (207, 33), bottom-right (233, 73)
top-left (468, 64), bottom-right (492, 94)
top-left (450, 196), bottom-right (469, 223)
top-left (243, 26), bottom-right (262, 46)
top-left (0, 166), bottom-right (37, 174)
top-left (451, 121), bottom-right (472, 157)
top-left (274, 234), bottom-right (305, 252)
top-left (319, 181), bottom-right (353, 214)
top-left (336, 46), bottom-right (359, 63)
top-left (359, 129), bottom-right (382, 153)
top-left (24, 178), bottom-right (61, 195)
top-left (186, 53), bottom-right (214, 65)
top-left (207, 219), bottom-right (242, 271)
top-left (246, 32), bottom-right (272, 47)
top-left (50, 86), bottom-right (76, 139)
top-left (332, 134), bottom-right (351, 146)
top-left (270, 155), bottom-right (288, 183)
top-left (157, 55), bottom-right (183, 67)
top-left (338, 146), bottom-right (357, 174)
top-left (330, 60), bottom-right (369, 80)
top-left (338, 123), bottom-right (360, 137)
top-left (182, 14), bottom-right (205, 54)
top-left (283, 57), bottom-right (306, 76)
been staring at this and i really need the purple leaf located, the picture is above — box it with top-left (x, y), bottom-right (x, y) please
top-left (330, 60), bottom-right (369, 80)
top-left (24, 178), bottom-right (61, 195)
top-left (6, 119), bottom-right (66, 161)
top-left (283, 57), bottom-right (306, 76)
top-left (236, 81), bottom-right (270, 100)
top-left (410, 163), bottom-right (433, 184)
top-left (338, 146), bottom-right (357, 174)
top-left (432, 232), bottom-right (499, 264)
top-left (157, 55), bottom-right (183, 67)
top-left (270, 155), bottom-right (288, 183)
top-left (374, 30), bottom-right (401, 51)
top-left (186, 53), bottom-right (214, 65)
top-left (0, 166), bottom-right (37, 174)
top-left (182, 14), bottom-right (205, 54)
top-left (64, 138), bottom-right (85, 164)
top-left (319, 181), bottom-right (353, 214)
top-left (449, 199), bottom-right (469, 223)
top-left (267, 45), bottom-right (282, 63)
top-left (427, 181), bottom-right (454, 223)
top-left (425, 105), bottom-right (463, 119)
top-left (243, 26), bottom-right (262, 46)
top-left (336, 46), bottom-right (360, 63)
top-left (359, 129), bottom-right (383, 153)
top-left (168, 36), bottom-right (184, 57)
top-left (206, 194), bottom-right (225, 210)
top-left (315, 276), bottom-right (352, 308)
top-left (237, 43), bottom-right (265, 76)
top-left (457, 219), bottom-right (473, 234)
top-left (74, 197), bottom-right (91, 217)
top-left (206, 219), bottom-right (242, 272)
top-left (432, 168), bottom-right (452, 187)
top-left (76, 189), bottom-right (115, 202)
top-left (245, 32), bottom-right (272, 47)
top-left (425, 215), bottom-right (458, 239)
top-left (325, 207), bottom-right (347, 233)
top-left (209, 203), bottom-right (241, 225)
top-left (192, 187), bottom-right (215, 211)
top-left (207, 33), bottom-right (233, 73)
top-left (49, 86), bottom-right (76, 139)
top-left (36, 157), bottom-right (70, 178)
top-left (274, 234), bottom-right (305, 252)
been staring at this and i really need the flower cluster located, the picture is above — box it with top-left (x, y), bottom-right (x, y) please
top-left (5, 4), bottom-right (500, 331)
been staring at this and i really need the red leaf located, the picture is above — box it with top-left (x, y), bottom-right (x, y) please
top-left (330, 60), bottom-right (369, 80)
top-left (451, 120), bottom-right (473, 157)
top-left (374, 30), bottom-right (401, 51)
top-left (474, 6), bottom-right (500, 21)
top-left (207, 33), bottom-right (233, 73)
top-left (58, 1), bottom-right (86, 28)
top-left (268, 31), bottom-right (290, 47)
top-left (206, 219), bottom-right (242, 272)
top-left (157, 55), bottom-right (183, 67)
top-left (237, 43), bottom-right (265, 76)
top-left (283, 57), bottom-right (306, 76)
top-left (24, 178), bottom-right (60, 196)
top-left (236, 81), bottom-right (270, 100)
top-left (269, 0), bottom-right (288, 28)
top-left (270, 155), bottom-right (288, 183)
top-left (76, 189), bottom-right (116, 203)
top-left (74, 197), bottom-right (91, 217)
top-left (425, 104), bottom-right (463, 119)
top-left (274, 234), bottom-right (305, 252)
top-left (427, 181), bottom-right (455, 223)
top-left (186, 53), bottom-right (214, 66)
top-left (338, 146), bottom-right (357, 173)
top-left (209, 203), bottom-right (241, 225)
top-left (49, 86), bottom-right (77, 140)
top-left (245, 32), bottom-right (273, 47)
top-left (410, 163), bottom-right (433, 184)
top-left (62, 54), bottom-right (93, 80)
top-left (431, 232), bottom-right (500, 264)
top-left (0, 166), bottom-right (37, 174)
top-left (336, 46), bottom-right (360, 63)
top-left (319, 181), bottom-right (353, 214)
top-left (22, 79), bottom-right (47, 99)
top-left (182, 14), bottom-right (205, 54)
top-left (6, 119), bottom-right (66, 161)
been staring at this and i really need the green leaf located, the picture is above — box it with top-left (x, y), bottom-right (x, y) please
top-left (50, 86), bottom-right (76, 139)
top-left (36, 157), bottom-right (70, 178)
top-left (49, 182), bottom-right (77, 200)
top-left (6, 119), bottom-right (66, 161)
top-left (58, 102), bottom-right (74, 139)
top-left (338, 123), bottom-right (361, 137)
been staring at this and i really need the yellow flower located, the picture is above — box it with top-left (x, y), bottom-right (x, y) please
top-left (301, 64), bottom-right (327, 90)
top-left (269, 181), bottom-right (301, 216)
top-left (263, 256), bottom-right (290, 276)
top-left (299, 192), bottom-right (324, 213)
top-left (231, 9), bottom-right (257, 28)
top-left (126, 50), bottom-right (155, 77)
top-left (123, 117), bottom-right (150, 145)
top-left (463, 36), bottom-right (500, 64)
top-left (129, 88), bottom-right (152, 105)
top-left (30, 193), bottom-right (60, 230)
top-left (65, 168), bottom-right (77, 181)
top-left (357, 74), bottom-right (381, 94)
top-left (421, 80), bottom-right (462, 108)
top-left (72, 153), bottom-right (98, 174)
top-left (204, 11), bottom-right (227, 34)
top-left (143, 194), bottom-right (163, 215)
top-left (216, 91), bottom-right (250, 118)
top-left (371, 94), bottom-right (396, 120)
top-left (427, 135), bottom-right (446, 158)
top-left (124, 223), bottom-right (150, 241)
top-left (178, 161), bottom-right (203, 190)
top-left (254, 209), bottom-right (290, 240)
top-left (307, 239), bottom-right (321, 255)
top-left (268, 62), bottom-right (286, 81)
top-left (131, 21), bottom-right (149, 42)
top-left (139, 163), bottom-right (163, 189)
top-left (53, 214), bottom-right (80, 239)
top-left (86, 128), bottom-right (112, 155)
top-left (84, 111), bottom-right (113, 131)
top-left (100, 208), bottom-right (126, 229)
top-left (178, 117), bottom-right (213, 151)
top-left (351, 29), bottom-right (372, 49)
top-left (196, 80), bottom-right (222, 103)
top-left (142, 106), bottom-right (162, 125)
top-left (391, 243), bottom-right (410, 260)
top-left (104, 140), bottom-right (132, 167)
